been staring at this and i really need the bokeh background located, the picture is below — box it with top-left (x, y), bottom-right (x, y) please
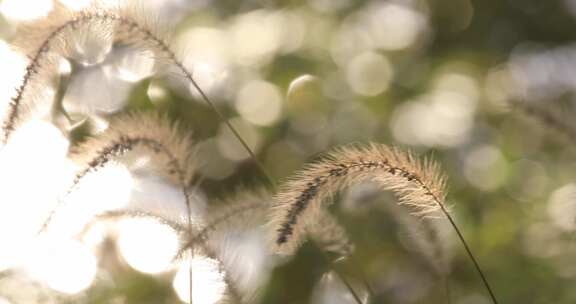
top-left (1, 0), bottom-right (576, 303)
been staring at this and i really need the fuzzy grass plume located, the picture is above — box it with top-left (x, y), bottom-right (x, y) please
top-left (174, 190), bottom-right (356, 303)
top-left (177, 190), bottom-right (354, 261)
top-left (1, 1), bottom-right (261, 177)
top-left (78, 207), bottom-right (243, 303)
top-left (41, 112), bottom-right (197, 303)
top-left (268, 143), bottom-right (498, 303)
top-left (387, 203), bottom-right (453, 276)
top-left (269, 143), bottom-right (446, 253)
top-left (70, 112), bottom-right (194, 188)
top-left (78, 208), bottom-right (187, 239)
top-left (40, 112), bottom-right (195, 238)
top-left (2, 2), bottom-right (170, 143)
top-left (176, 199), bottom-right (267, 261)
top-left (176, 191), bottom-right (271, 303)
top-left (307, 210), bottom-right (355, 259)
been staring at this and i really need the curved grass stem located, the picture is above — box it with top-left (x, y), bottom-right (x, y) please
top-left (440, 208), bottom-right (498, 304)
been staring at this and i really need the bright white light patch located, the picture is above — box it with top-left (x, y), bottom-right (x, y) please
top-left (368, 3), bottom-right (423, 50)
top-left (230, 10), bottom-right (282, 65)
top-left (219, 231), bottom-right (272, 296)
top-left (391, 73), bottom-right (478, 148)
top-left (173, 257), bottom-right (227, 304)
top-left (148, 82), bottom-right (168, 105)
top-left (547, 184), bottom-right (576, 231)
top-left (0, 297), bottom-right (11, 304)
top-left (434, 72), bottom-right (480, 100)
top-left (187, 61), bottom-right (228, 98)
top-left (68, 27), bottom-right (114, 66)
top-left (63, 66), bottom-right (132, 114)
top-left (113, 49), bottom-right (156, 82)
top-left (118, 218), bottom-right (179, 274)
top-left (0, 0), bottom-right (52, 21)
top-left (49, 163), bottom-right (133, 237)
top-left (72, 164), bottom-right (133, 212)
top-left (59, 0), bottom-right (92, 11)
top-left (25, 237), bottom-right (97, 294)
top-left (177, 27), bottom-right (230, 97)
top-left (330, 15), bottom-right (375, 68)
top-left (236, 80), bottom-right (283, 126)
top-left (346, 51), bottom-right (393, 96)
top-left (0, 120), bottom-right (72, 270)
top-left (464, 145), bottom-right (508, 191)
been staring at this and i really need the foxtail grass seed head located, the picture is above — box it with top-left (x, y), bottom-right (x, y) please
top-left (269, 143), bottom-right (447, 254)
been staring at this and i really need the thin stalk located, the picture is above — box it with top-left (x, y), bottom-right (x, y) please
top-left (180, 176), bottom-right (207, 304)
top-left (181, 56), bottom-right (366, 304)
top-left (407, 170), bottom-right (498, 304)
top-left (182, 186), bottom-right (193, 304)
top-left (172, 61), bottom-right (276, 190)
top-left (337, 271), bottom-right (363, 304)
top-left (439, 207), bottom-right (497, 304)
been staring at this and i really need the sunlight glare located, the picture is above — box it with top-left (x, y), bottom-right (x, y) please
top-left (24, 237), bottom-right (97, 294)
top-left (0, 0), bottom-right (52, 21)
top-left (117, 217), bottom-right (179, 274)
top-left (173, 257), bottom-right (227, 304)
top-left (219, 231), bottom-right (272, 296)
top-left (49, 163), bottom-right (133, 236)
top-left (0, 120), bottom-right (72, 270)
top-left (59, 0), bottom-right (92, 11)
top-left (62, 66), bottom-right (132, 114)
top-left (177, 28), bottom-right (230, 97)
top-left (113, 48), bottom-right (156, 82)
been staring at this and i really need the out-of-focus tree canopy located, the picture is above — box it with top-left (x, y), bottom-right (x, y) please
top-left (1, 0), bottom-right (576, 303)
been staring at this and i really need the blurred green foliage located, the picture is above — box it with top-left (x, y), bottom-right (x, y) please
top-left (3, 0), bottom-right (576, 303)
